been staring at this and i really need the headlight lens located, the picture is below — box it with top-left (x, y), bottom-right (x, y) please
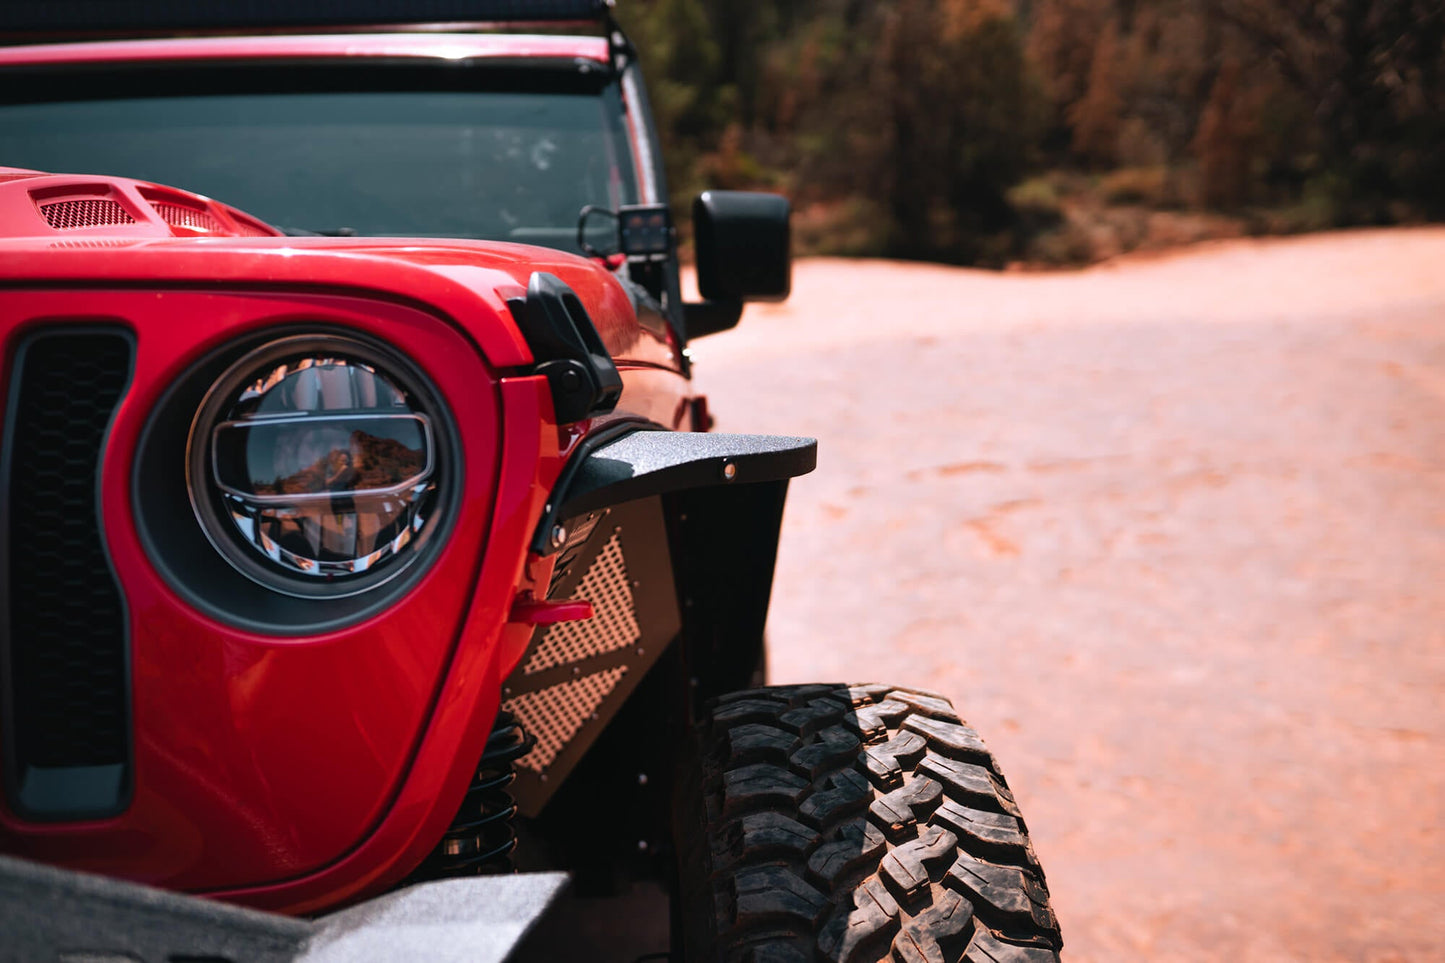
top-left (189, 335), bottom-right (446, 595)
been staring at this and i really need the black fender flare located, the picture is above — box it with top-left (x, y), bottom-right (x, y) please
top-left (530, 428), bottom-right (817, 554)
top-left (529, 427), bottom-right (817, 705)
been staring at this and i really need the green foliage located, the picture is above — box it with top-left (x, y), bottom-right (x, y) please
top-left (1099, 167), bottom-right (1172, 206)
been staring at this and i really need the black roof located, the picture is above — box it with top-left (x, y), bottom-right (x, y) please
top-left (0, 0), bottom-right (613, 34)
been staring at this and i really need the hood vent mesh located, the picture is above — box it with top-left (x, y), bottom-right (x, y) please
top-left (39, 198), bottom-right (134, 231)
top-left (150, 202), bottom-right (222, 234)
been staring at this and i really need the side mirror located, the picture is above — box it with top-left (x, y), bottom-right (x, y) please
top-left (693, 191), bottom-right (791, 303)
top-left (685, 191), bottom-right (790, 338)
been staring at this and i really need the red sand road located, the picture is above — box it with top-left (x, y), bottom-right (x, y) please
top-left (690, 230), bottom-right (1445, 962)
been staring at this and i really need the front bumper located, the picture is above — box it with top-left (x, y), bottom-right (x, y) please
top-left (0, 853), bottom-right (567, 962)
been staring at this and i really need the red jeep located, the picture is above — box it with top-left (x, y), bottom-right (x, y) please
top-left (0, 3), bottom-right (1062, 961)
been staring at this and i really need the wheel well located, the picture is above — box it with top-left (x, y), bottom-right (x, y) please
top-left (664, 479), bottom-right (791, 713)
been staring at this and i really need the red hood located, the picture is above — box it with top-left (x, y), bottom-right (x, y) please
top-left (0, 169), bottom-right (646, 367)
top-left (0, 167), bottom-right (282, 240)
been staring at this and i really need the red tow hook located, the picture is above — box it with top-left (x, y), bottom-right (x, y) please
top-left (508, 598), bottom-right (595, 626)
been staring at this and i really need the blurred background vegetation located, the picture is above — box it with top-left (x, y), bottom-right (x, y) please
top-left (616, 0), bottom-right (1445, 266)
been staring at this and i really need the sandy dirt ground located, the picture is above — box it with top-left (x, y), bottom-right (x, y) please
top-left (688, 229), bottom-right (1445, 962)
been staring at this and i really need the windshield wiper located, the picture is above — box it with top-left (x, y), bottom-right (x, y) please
top-left (277, 226), bottom-right (358, 237)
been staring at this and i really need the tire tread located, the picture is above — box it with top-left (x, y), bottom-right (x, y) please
top-left (680, 683), bottom-right (1062, 962)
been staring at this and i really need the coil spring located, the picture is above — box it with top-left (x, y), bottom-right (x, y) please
top-left (413, 710), bottom-right (534, 879)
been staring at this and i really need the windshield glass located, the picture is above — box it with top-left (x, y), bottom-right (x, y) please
top-left (0, 70), bottom-right (638, 249)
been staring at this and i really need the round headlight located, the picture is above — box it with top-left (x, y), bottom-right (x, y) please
top-left (188, 335), bottom-right (449, 597)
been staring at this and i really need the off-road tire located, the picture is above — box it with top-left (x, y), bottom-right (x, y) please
top-left (677, 684), bottom-right (1062, 962)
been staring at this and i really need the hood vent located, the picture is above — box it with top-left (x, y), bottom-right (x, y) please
top-left (137, 187), bottom-right (229, 236)
top-left (2, 172), bottom-right (282, 240)
top-left (38, 197), bottom-right (135, 231)
top-left (148, 201), bottom-right (222, 234)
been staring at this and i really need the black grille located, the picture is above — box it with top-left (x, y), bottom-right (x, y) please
top-left (3, 330), bottom-right (132, 817)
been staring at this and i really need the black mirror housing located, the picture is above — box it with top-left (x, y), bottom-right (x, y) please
top-left (693, 191), bottom-right (791, 303)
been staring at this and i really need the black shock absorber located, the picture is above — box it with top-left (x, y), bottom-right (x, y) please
top-left (411, 710), bottom-right (535, 880)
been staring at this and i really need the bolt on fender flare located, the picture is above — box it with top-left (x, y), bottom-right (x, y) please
top-left (530, 428), bottom-right (817, 555)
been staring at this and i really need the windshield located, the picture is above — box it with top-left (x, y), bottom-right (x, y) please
top-left (0, 66), bottom-right (638, 249)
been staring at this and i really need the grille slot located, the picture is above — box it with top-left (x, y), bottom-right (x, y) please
top-left (3, 330), bottom-right (133, 818)
top-left (38, 198), bottom-right (134, 230)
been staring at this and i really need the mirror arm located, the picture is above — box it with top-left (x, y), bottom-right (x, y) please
top-left (576, 205), bottom-right (618, 259)
top-left (684, 299), bottom-right (744, 338)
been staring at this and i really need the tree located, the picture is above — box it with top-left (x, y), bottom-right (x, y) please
top-left (843, 0), bottom-right (1046, 260)
top-left (1212, 0), bottom-right (1445, 217)
top-left (1069, 18), bottom-right (1124, 164)
top-left (1192, 58), bottom-right (1258, 206)
top-left (617, 0), bottom-right (728, 206)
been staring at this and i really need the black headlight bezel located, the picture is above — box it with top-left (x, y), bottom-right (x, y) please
top-left (134, 326), bottom-right (463, 634)
top-left (186, 333), bottom-right (448, 600)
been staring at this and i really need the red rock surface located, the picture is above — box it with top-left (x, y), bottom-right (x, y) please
top-left (692, 229), bottom-right (1445, 962)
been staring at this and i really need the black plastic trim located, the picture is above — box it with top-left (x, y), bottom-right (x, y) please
top-left (615, 57), bottom-right (692, 373)
top-left (0, 326), bottom-right (135, 821)
top-left (562, 431), bottom-right (816, 515)
top-left (527, 419), bottom-right (657, 555)
top-left (531, 429), bottom-right (816, 554)
top-left (693, 190), bottom-right (792, 303)
top-left (511, 272), bottom-right (623, 424)
top-left (682, 299), bottom-right (744, 338)
top-left (0, 60), bottom-right (615, 108)
top-left (665, 480), bottom-right (789, 712)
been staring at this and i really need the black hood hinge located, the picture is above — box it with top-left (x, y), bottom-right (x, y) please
top-left (508, 272), bottom-right (623, 425)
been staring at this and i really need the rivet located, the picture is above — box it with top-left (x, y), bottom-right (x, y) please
top-left (636, 647), bottom-right (645, 657)
top-left (722, 461), bottom-right (737, 481)
top-left (572, 666), bottom-right (581, 675)
top-left (637, 840), bottom-right (649, 852)
top-left (549, 524), bottom-right (567, 549)
top-left (637, 772), bottom-right (649, 786)
top-left (503, 686), bottom-right (512, 696)
top-left (539, 773), bottom-right (549, 782)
